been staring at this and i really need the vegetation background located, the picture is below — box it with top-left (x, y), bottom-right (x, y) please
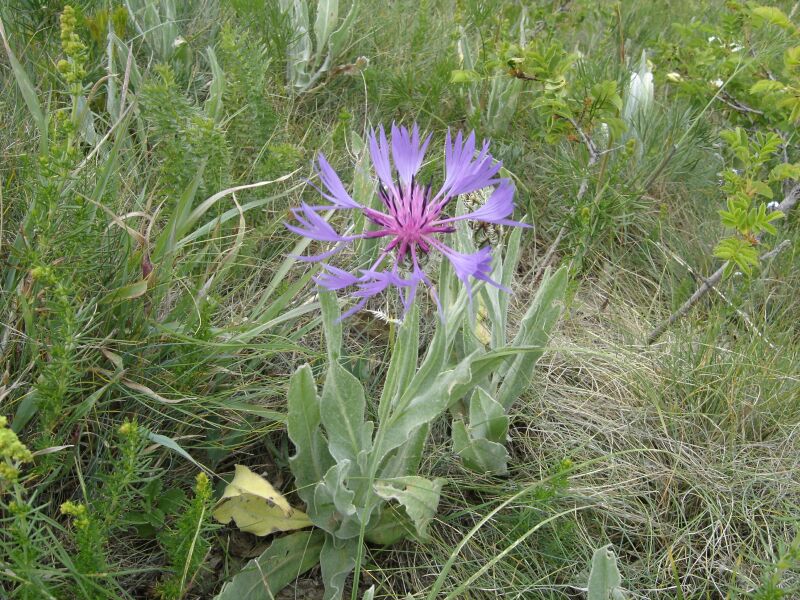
top-left (0, 0), bottom-right (798, 598)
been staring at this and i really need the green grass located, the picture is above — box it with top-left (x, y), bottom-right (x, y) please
top-left (1, 0), bottom-right (799, 598)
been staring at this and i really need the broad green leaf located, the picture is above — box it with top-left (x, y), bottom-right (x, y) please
top-left (314, 0), bottom-right (339, 52)
top-left (377, 347), bottom-right (527, 463)
top-left (373, 476), bottom-right (443, 540)
top-left (363, 505), bottom-right (414, 546)
top-left (750, 180), bottom-right (773, 199)
top-left (587, 545), bottom-right (626, 600)
top-left (214, 529), bottom-right (325, 600)
top-left (469, 387), bottom-right (508, 442)
top-left (213, 465), bottom-right (312, 536)
top-left (327, 1), bottom-right (358, 61)
top-left (751, 6), bottom-right (793, 30)
top-left (378, 424), bottom-right (428, 479)
top-left (320, 362), bottom-right (372, 463)
top-left (452, 421), bottom-right (509, 475)
top-left (312, 461), bottom-right (357, 535)
top-left (288, 364), bottom-right (334, 507)
top-left (496, 266), bottom-right (568, 410)
top-left (320, 535), bottom-right (357, 600)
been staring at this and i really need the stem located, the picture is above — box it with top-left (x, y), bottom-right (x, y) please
top-left (646, 183), bottom-right (800, 345)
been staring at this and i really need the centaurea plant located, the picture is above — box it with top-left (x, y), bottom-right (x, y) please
top-left (286, 124), bottom-right (528, 318)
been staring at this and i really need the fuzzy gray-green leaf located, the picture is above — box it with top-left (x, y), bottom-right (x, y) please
top-left (288, 364), bottom-right (334, 508)
top-left (214, 529), bottom-right (324, 600)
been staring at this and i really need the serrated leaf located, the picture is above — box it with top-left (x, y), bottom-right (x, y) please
top-left (213, 465), bottom-right (312, 536)
top-left (288, 364), bottom-right (334, 508)
top-left (214, 530), bottom-right (324, 600)
top-left (587, 545), bottom-right (626, 600)
top-left (374, 476), bottom-right (443, 540)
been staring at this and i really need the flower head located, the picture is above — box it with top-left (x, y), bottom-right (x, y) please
top-left (287, 124), bottom-right (528, 319)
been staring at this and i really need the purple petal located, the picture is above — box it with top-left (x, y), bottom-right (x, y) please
top-left (369, 125), bottom-right (397, 196)
top-left (434, 130), bottom-right (502, 205)
top-left (430, 240), bottom-right (508, 298)
top-left (315, 264), bottom-right (360, 290)
top-left (316, 153), bottom-right (361, 209)
top-left (391, 123), bottom-right (432, 189)
top-left (285, 203), bottom-right (350, 243)
top-left (437, 180), bottom-right (531, 227)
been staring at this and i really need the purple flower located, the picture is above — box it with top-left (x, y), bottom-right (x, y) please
top-left (287, 124), bottom-right (529, 320)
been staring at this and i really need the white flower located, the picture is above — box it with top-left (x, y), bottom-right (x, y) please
top-left (711, 78), bottom-right (724, 88)
top-left (666, 72), bottom-right (683, 83)
top-left (729, 43), bottom-right (743, 52)
top-left (708, 36), bottom-right (718, 43)
top-left (767, 201), bottom-right (781, 211)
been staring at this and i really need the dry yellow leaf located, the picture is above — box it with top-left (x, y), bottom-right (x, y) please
top-left (213, 465), bottom-right (312, 536)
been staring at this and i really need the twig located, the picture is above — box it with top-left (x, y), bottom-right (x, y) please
top-left (655, 242), bottom-right (789, 349)
top-left (646, 183), bottom-right (800, 345)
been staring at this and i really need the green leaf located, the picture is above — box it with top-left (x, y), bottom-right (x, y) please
top-left (214, 530), bottom-right (325, 600)
top-left (751, 180), bottom-right (773, 199)
top-left (320, 362), bottom-right (372, 463)
top-left (496, 266), bottom-right (568, 410)
top-left (312, 461), bottom-right (357, 535)
top-left (587, 545), bottom-right (626, 600)
top-left (146, 431), bottom-right (208, 473)
top-left (320, 535), bottom-right (357, 600)
top-left (379, 302), bottom-right (419, 416)
top-left (373, 476), bottom-right (443, 540)
top-left (288, 364), bottom-right (334, 508)
top-left (376, 347), bottom-right (527, 463)
top-left (769, 163), bottom-right (800, 182)
top-left (750, 79), bottom-right (786, 95)
top-left (378, 424), bottom-right (428, 480)
top-left (205, 47), bottom-right (225, 123)
top-left (0, 19), bottom-right (48, 152)
top-left (364, 505), bottom-right (415, 546)
top-left (314, 0), bottom-right (339, 51)
top-left (100, 279), bottom-right (149, 305)
top-left (469, 387), bottom-right (508, 442)
top-left (450, 69), bottom-right (482, 83)
top-left (751, 6), bottom-right (793, 30)
top-left (320, 290), bottom-right (343, 363)
top-left (452, 420), bottom-right (509, 475)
